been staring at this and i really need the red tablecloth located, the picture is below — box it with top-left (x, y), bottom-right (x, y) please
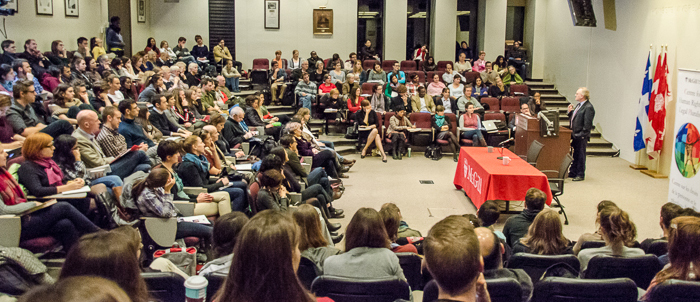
top-left (453, 147), bottom-right (552, 209)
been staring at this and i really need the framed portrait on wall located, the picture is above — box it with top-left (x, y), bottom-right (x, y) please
top-left (313, 9), bottom-right (333, 35)
top-left (4, 0), bottom-right (18, 13)
top-left (264, 0), bottom-right (280, 29)
top-left (137, 0), bottom-right (146, 23)
top-left (65, 0), bottom-right (78, 17)
top-left (36, 0), bottom-right (52, 15)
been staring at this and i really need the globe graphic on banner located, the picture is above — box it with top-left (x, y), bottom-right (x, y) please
top-left (674, 123), bottom-right (700, 178)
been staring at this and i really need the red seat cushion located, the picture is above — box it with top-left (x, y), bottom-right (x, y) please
top-left (436, 139), bottom-right (449, 145)
top-left (20, 237), bottom-right (59, 253)
top-left (460, 138), bottom-right (474, 145)
top-left (184, 237), bottom-right (200, 247)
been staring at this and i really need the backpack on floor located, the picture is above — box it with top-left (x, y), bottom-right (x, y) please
top-left (281, 86), bottom-right (296, 106)
top-left (261, 136), bottom-right (279, 157)
top-left (424, 144), bottom-right (442, 161)
top-left (0, 247), bottom-right (54, 295)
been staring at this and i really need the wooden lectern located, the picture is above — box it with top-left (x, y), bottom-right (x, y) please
top-left (513, 113), bottom-right (572, 172)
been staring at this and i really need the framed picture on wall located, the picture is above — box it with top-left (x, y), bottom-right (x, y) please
top-left (313, 9), bottom-right (333, 35)
top-left (137, 0), bottom-right (146, 23)
top-left (4, 0), bottom-right (18, 13)
top-left (36, 0), bottom-right (52, 15)
top-left (264, 0), bottom-right (280, 29)
top-left (65, 0), bottom-right (78, 17)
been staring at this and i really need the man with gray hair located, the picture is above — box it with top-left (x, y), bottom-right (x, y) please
top-left (221, 106), bottom-right (262, 157)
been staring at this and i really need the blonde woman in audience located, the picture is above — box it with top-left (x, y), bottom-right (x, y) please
top-left (642, 216), bottom-right (700, 301)
top-left (578, 206), bottom-right (644, 274)
top-left (454, 52), bottom-right (472, 73)
top-left (160, 40), bottom-right (177, 61)
top-left (513, 209), bottom-right (574, 255)
top-left (503, 65), bottom-right (524, 86)
top-left (352, 59), bottom-right (367, 84)
top-left (311, 60), bottom-right (326, 85)
top-left (427, 73), bottom-right (446, 97)
top-left (473, 51), bottom-right (487, 72)
top-left (131, 53), bottom-right (145, 74)
top-left (488, 77), bottom-right (509, 99)
top-left (222, 59), bottom-right (241, 92)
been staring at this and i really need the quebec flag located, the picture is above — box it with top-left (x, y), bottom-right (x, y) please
top-left (634, 51), bottom-right (652, 152)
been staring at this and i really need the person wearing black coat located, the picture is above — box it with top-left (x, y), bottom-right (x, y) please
top-left (354, 100), bottom-right (387, 162)
top-left (567, 87), bottom-right (595, 181)
top-left (244, 101), bottom-right (281, 141)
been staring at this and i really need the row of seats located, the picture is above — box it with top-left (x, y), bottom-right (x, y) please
top-left (254, 58), bottom-right (460, 73)
top-left (142, 251), bottom-right (688, 302)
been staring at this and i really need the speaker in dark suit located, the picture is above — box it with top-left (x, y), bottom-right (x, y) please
top-left (567, 87), bottom-right (595, 181)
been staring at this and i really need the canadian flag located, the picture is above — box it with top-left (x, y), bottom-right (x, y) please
top-left (645, 51), bottom-right (670, 159)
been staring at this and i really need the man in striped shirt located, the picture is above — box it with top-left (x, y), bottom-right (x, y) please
top-left (294, 72), bottom-right (317, 110)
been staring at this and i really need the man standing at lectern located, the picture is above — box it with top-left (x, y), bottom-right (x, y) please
top-left (567, 87), bottom-right (595, 181)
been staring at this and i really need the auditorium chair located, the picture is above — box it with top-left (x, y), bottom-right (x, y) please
top-left (249, 69), bottom-right (270, 91)
top-left (406, 70), bottom-right (425, 84)
top-left (480, 97), bottom-right (500, 112)
top-left (519, 140), bottom-right (545, 167)
top-left (396, 252), bottom-right (422, 290)
top-left (363, 59), bottom-right (378, 71)
top-left (142, 272), bottom-right (186, 302)
top-left (436, 61), bottom-right (451, 72)
top-left (361, 82), bottom-right (374, 97)
top-left (409, 112), bottom-right (433, 146)
top-left (580, 240), bottom-right (606, 250)
top-left (506, 253), bottom-right (580, 285)
top-left (281, 58), bottom-right (288, 69)
top-left (427, 71), bottom-right (444, 83)
top-left (248, 181), bottom-right (261, 215)
top-left (435, 113), bottom-right (458, 153)
top-left (422, 278), bottom-right (523, 302)
top-left (456, 114), bottom-right (475, 146)
top-left (482, 112), bottom-right (510, 146)
top-left (0, 214), bottom-right (59, 254)
top-left (540, 154), bottom-right (573, 224)
top-left (582, 254), bottom-right (663, 289)
top-left (463, 71), bottom-right (480, 84)
top-left (297, 256), bottom-right (319, 290)
top-left (322, 58), bottom-right (330, 69)
top-left (205, 272), bottom-right (227, 302)
top-left (380, 60), bottom-right (396, 72)
top-left (400, 60), bottom-right (417, 71)
top-left (139, 200), bottom-right (198, 261)
top-left (310, 275), bottom-right (411, 302)
top-left (510, 84), bottom-right (529, 96)
top-left (252, 58), bottom-right (269, 70)
top-left (646, 279), bottom-right (700, 302)
top-left (500, 97), bottom-right (521, 115)
top-left (644, 239), bottom-right (668, 257)
top-left (531, 277), bottom-right (638, 302)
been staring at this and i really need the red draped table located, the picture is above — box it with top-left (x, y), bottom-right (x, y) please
top-left (453, 147), bottom-right (552, 209)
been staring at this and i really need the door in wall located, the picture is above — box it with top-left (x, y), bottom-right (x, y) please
top-left (108, 0), bottom-right (133, 57)
top-left (209, 0), bottom-right (236, 64)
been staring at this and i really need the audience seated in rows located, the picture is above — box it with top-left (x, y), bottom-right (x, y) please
top-left (512, 208), bottom-right (574, 255)
top-left (503, 187), bottom-right (546, 247)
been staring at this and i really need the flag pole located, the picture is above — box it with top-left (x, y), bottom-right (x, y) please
top-left (640, 44), bottom-right (669, 179)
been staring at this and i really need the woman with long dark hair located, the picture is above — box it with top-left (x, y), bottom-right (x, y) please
top-left (215, 210), bottom-right (332, 302)
top-left (59, 229), bottom-right (149, 302)
top-left (355, 100), bottom-right (387, 162)
top-left (52, 134), bottom-right (123, 190)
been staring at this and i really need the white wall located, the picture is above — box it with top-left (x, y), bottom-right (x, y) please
top-left (431, 0), bottom-right (457, 62)
top-left (384, 0), bottom-right (407, 61)
top-left (477, 0), bottom-right (507, 59)
top-left (147, 0), bottom-right (208, 52)
top-left (542, 0), bottom-right (700, 174)
top-left (235, 0), bottom-right (358, 70)
top-left (4, 0), bottom-right (108, 52)
top-left (523, 0), bottom-right (546, 79)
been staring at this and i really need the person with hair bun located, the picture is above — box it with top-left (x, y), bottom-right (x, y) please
top-left (573, 200), bottom-right (624, 255)
top-left (643, 216), bottom-right (700, 300)
top-left (513, 209), bottom-right (573, 255)
top-left (578, 206), bottom-right (643, 273)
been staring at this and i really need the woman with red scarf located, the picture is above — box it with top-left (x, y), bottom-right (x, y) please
top-left (0, 146), bottom-right (100, 250)
top-left (17, 133), bottom-right (93, 215)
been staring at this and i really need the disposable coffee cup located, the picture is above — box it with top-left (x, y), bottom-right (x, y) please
top-left (184, 276), bottom-right (208, 302)
top-left (407, 147), bottom-right (412, 158)
top-left (487, 146), bottom-right (493, 153)
top-left (242, 142), bottom-right (250, 155)
top-left (502, 156), bottom-right (511, 166)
